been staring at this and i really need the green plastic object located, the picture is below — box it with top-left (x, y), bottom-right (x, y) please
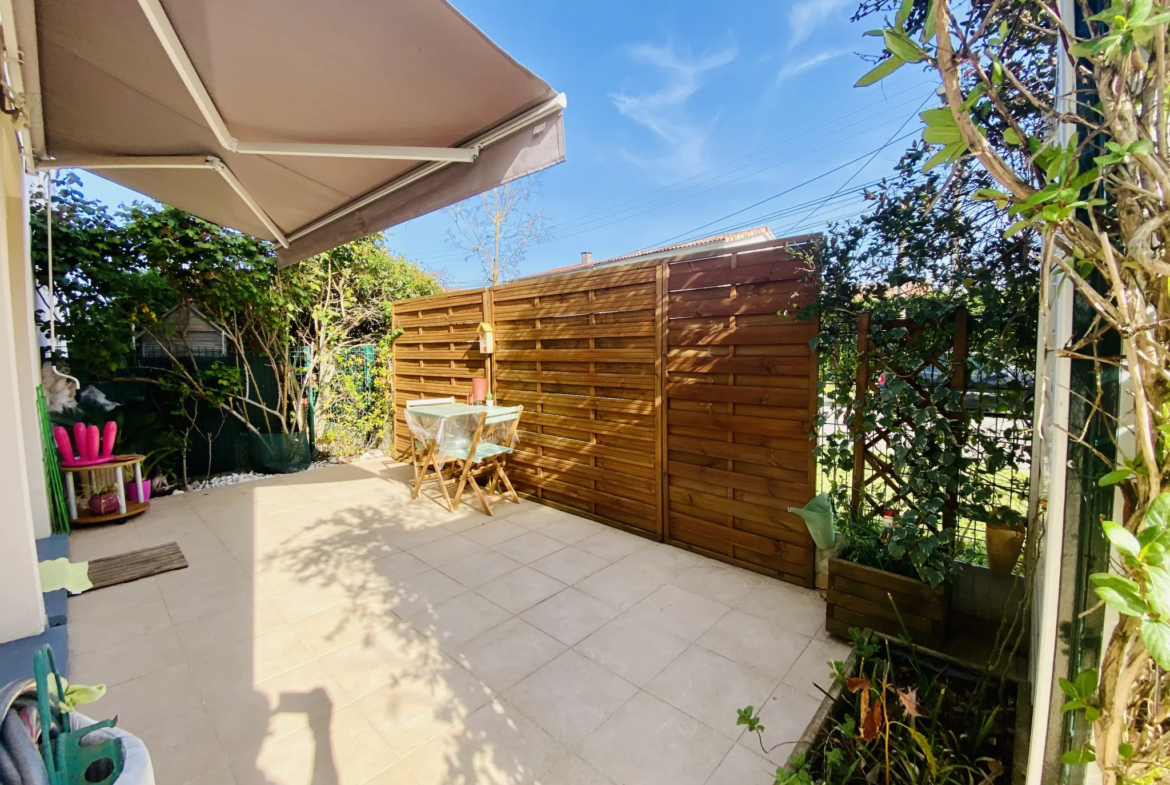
top-left (33, 645), bottom-right (124, 785)
top-left (37, 386), bottom-right (71, 533)
top-left (788, 493), bottom-right (837, 550)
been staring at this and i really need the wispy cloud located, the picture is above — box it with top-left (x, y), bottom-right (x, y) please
top-left (610, 41), bottom-right (737, 169)
top-left (775, 49), bottom-right (846, 85)
top-left (788, 0), bottom-right (852, 48)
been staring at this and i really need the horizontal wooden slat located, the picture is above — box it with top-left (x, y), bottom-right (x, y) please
top-left (496, 323), bottom-right (654, 340)
top-left (667, 293), bottom-right (800, 319)
top-left (668, 261), bottom-right (802, 291)
top-left (393, 348), bottom-right (485, 360)
top-left (394, 330), bottom-right (480, 344)
top-left (668, 461), bottom-right (810, 499)
top-left (667, 356), bottom-right (810, 376)
top-left (667, 486), bottom-right (809, 538)
top-left (517, 431), bottom-right (656, 468)
top-left (521, 411), bottom-right (655, 441)
top-left (496, 369), bottom-right (656, 389)
top-left (666, 383), bottom-right (809, 408)
top-left (666, 410), bottom-right (809, 438)
top-left (494, 293), bottom-right (656, 320)
top-left (511, 469), bottom-right (657, 517)
top-left (497, 349), bottom-right (656, 363)
top-left (500, 390), bottom-right (654, 415)
top-left (668, 324), bottom-right (815, 346)
top-left (666, 436), bottom-right (808, 471)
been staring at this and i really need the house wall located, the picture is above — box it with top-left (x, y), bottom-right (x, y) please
top-left (0, 111), bottom-right (46, 644)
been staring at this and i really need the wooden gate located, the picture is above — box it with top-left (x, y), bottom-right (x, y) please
top-left (662, 242), bottom-right (818, 586)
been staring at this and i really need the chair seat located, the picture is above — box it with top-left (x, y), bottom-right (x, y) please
top-left (444, 442), bottom-right (514, 463)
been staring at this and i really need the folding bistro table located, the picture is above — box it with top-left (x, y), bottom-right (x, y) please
top-left (404, 402), bottom-right (522, 514)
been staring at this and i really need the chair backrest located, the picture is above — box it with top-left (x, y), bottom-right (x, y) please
top-left (406, 397), bottom-right (455, 408)
top-left (484, 405), bottom-right (523, 426)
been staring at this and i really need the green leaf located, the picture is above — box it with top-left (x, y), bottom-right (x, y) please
top-left (1090, 573), bottom-right (1140, 594)
top-left (1146, 566), bottom-right (1170, 617)
top-left (1003, 128), bottom-right (1022, 146)
top-left (1062, 746), bottom-right (1096, 765)
top-left (1075, 667), bottom-right (1098, 698)
top-left (1083, 706), bottom-right (1100, 722)
top-left (1141, 619), bottom-right (1170, 669)
top-left (1003, 219), bottom-right (1032, 238)
top-left (1098, 468), bottom-right (1133, 486)
top-left (896, 0), bottom-right (914, 27)
top-left (923, 126), bottom-right (963, 144)
top-left (1146, 491), bottom-right (1170, 529)
top-left (1119, 743), bottom-right (1135, 759)
top-left (1058, 677), bottom-right (1078, 699)
top-left (1132, 0), bottom-right (1153, 24)
top-left (1095, 586), bottom-right (1147, 617)
top-left (855, 56), bottom-right (905, 87)
top-left (906, 726), bottom-right (938, 776)
top-left (1103, 520), bottom-right (1141, 556)
top-left (884, 29), bottom-right (925, 63)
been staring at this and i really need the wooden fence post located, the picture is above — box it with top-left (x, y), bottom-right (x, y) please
top-left (656, 260), bottom-right (669, 543)
top-left (851, 312), bottom-right (871, 516)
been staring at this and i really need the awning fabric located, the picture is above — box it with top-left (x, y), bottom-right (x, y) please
top-left (14, 0), bottom-right (566, 265)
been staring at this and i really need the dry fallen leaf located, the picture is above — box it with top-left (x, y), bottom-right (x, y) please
top-left (898, 687), bottom-right (921, 718)
top-left (846, 677), bottom-right (871, 694)
top-left (860, 697), bottom-right (884, 742)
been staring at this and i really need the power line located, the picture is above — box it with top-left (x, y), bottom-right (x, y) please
top-left (652, 127), bottom-right (920, 248)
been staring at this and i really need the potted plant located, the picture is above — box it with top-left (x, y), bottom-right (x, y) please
top-left (826, 512), bottom-right (959, 649)
top-left (88, 484), bottom-right (120, 515)
top-left (984, 506), bottom-right (1026, 577)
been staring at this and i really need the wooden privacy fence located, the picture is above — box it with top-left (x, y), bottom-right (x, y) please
top-left (391, 236), bottom-right (820, 586)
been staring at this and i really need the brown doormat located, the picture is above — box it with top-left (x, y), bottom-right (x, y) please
top-left (87, 542), bottom-right (188, 590)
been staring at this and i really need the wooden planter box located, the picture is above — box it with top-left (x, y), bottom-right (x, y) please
top-left (826, 558), bottom-right (948, 649)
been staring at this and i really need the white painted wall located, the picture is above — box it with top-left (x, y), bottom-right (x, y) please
top-left (0, 112), bottom-right (45, 644)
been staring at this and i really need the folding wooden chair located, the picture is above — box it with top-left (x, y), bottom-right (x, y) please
top-left (448, 405), bottom-right (523, 516)
top-left (404, 397), bottom-right (455, 483)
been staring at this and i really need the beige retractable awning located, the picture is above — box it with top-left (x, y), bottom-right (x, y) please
top-left (10, 0), bottom-right (566, 265)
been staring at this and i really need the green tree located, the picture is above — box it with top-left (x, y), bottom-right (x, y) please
top-left (860, 0), bottom-right (1170, 780)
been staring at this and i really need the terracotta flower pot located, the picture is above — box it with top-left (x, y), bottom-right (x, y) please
top-left (986, 523), bottom-right (1025, 576)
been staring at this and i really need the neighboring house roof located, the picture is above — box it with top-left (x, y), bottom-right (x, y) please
top-left (137, 304), bottom-right (228, 339)
top-left (517, 226), bottom-right (777, 281)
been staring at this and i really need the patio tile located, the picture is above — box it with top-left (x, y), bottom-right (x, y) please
top-left (69, 627), bottom-right (186, 688)
top-left (705, 744), bottom-right (777, 785)
top-left (173, 600), bottom-right (288, 664)
top-left (383, 526), bottom-right (454, 550)
top-left (505, 650), bottom-right (637, 746)
top-left (671, 562), bottom-right (762, 607)
top-left (461, 518), bottom-right (527, 547)
top-left (185, 767), bottom-right (238, 785)
top-left (781, 637), bottom-right (852, 701)
top-left (647, 645), bottom-right (778, 739)
top-left (491, 531), bottom-right (566, 564)
top-left (355, 656), bottom-right (494, 757)
top-left (293, 600), bottom-right (398, 656)
top-left (621, 585), bottom-right (730, 642)
top-left (385, 569), bottom-right (468, 621)
top-left (540, 513), bottom-right (607, 544)
top-left (735, 580), bottom-right (825, 638)
top-left (68, 575), bottom-right (161, 619)
top-left (618, 543), bottom-right (705, 582)
top-left (95, 662), bottom-right (203, 728)
top-left (575, 561), bottom-right (664, 611)
top-left (529, 546), bottom-right (609, 584)
top-left (190, 624), bottom-right (316, 705)
top-left (408, 534), bottom-right (484, 567)
top-left (541, 754), bottom-right (616, 785)
top-left (402, 699), bottom-right (565, 785)
top-left (411, 592), bottom-right (512, 651)
top-left (68, 598), bottom-right (173, 654)
top-left (503, 504), bottom-right (556, 530)
top-left (454, 617), bottom-right (566, 692)
top-left (739, 684), bottom-right (822, 767)
top-left (697, 609), bottom-right (811, 681)
top-left (574, 613), bottom-right (690, 687)
top-left (440, 511), bottom-right (496, 533)
top-left (133, 706), bottom-right (228, 785)
top-left (575, 528), bottom-right (651, 562)
top-left (476, 566), bottom-right (567, 614)
top-left (521, 588), bottom-right (621, 646)
top-left (578, 692), bottom-right (731, 785)
top-left (372, 551), bottom-right (434, 584)
top-left (319, 625), bottom-right (443, 700)
top-left (267, 579), bottom-right (354, 623)
top-left (232, 703), bottom-right (398, 785)
top-left (438, 549), bottom-right (523, 588)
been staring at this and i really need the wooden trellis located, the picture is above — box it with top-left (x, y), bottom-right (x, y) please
top-left (849, 309), bottom-right (969, 527)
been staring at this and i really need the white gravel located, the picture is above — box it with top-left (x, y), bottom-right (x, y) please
top-left (180, 449), bottom-right (386, 492)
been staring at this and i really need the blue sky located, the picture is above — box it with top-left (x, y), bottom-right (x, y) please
top-left (72, 0), bottom-right (935, 287)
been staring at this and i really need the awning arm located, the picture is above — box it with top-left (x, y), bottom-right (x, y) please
top-left (135, 0), bottom-right (479, 164)
top-left (287, 91), bottom-right (568, 243)
top-left (38, 155), bottom-right (290, 247)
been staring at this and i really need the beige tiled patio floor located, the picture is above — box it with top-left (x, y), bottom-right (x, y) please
top-left (66, 460), bottom-right (846, 785)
